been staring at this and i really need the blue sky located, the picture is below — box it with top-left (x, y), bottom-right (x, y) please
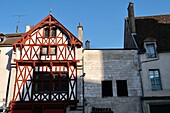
top-left (1, 0), bottom-right (170, 48)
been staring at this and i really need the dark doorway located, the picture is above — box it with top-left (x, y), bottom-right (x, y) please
top-left (150, 105), bottom-right (170, 113)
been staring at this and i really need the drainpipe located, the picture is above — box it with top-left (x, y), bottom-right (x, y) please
top-left (131, 33), bottom-right (144, 113)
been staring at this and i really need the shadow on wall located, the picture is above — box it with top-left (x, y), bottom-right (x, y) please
top-left (83, 49), bottom-right (142, 113)
top-left (5, 49), bottom-right (13, 70)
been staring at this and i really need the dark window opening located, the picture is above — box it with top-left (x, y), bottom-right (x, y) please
top-left (33, 72), bottom-right (69, 93)
top-left (116, 80), bottom-right (128, 96)
top-left (45, 28), bottom-right (50, 37)
top-left (102, 81), bottom-right (113, 97)
top-left (52, 28), bottom-right (56, 37)
top-left (150, 105), bottom-right (170, 113)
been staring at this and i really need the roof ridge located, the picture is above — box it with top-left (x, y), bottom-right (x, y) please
top-left (135, 14), bottom-right (170, 19)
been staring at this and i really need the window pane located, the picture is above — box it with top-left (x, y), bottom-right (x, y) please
top-left (53, 82), bottom-right (59, 91)
top-left (62, 74), bottom-right (68, 79)
top-left (45, 28), bottom-right (49, 37)
top-left (35, 74), bottom-right (41, 79)
top-left (35, 82), bottom-right (41, 92)
top-left (149, 69), bottom-right (162, 90)
top-left (50, 47), bottom-right (56, 54)
top-left (43, 74), bottom-right (51, 79)
top-left (53, 74), bottom-right (60, 79)
top-left (61, 82), bottom-right (68, 92)
top-left (52, 29), bottom-right (56, 37)
top-left (42, 47), bottom-right (48, 54)
top-left (43, 82), bottom-right (50, 92)
top-left (146, 44), bottom-right (156, 58)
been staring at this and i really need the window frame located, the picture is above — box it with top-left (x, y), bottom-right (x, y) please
top-left (44, 27), bottom-right (50, 37)
top-left (33, 72), bottom-right (69, 93)
top-left (41, 46), bottom-right (56, 55)
top-left (149, 69), bottom-right (162, 91)
top-left (145, 42), bottom-right (157, 58)
top-left (52, 28), bottom-right (56, 37)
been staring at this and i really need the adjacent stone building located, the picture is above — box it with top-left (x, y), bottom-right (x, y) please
top-left (124, 2), bottom-right (170, 113)
top-left (83, 49), bottom-right (142, 113)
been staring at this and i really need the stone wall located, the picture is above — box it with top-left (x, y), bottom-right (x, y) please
top-left (83, 49), bottom-right (142, 113)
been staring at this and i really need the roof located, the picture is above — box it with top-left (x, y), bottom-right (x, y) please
top-left (0, 33), bottom-right (24, 47)
top-left (134, 14), bottom-right (170, 52)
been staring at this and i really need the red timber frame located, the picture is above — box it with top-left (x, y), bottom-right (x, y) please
top-left (10, 14), bottom-right (82, 112)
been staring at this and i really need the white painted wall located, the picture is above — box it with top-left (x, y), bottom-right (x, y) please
top-left (0, 47), bottom-right (13, 108)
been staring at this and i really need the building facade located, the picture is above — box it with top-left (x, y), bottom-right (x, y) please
top-left (124, 2), bottom-right (170, 113)
top-left (0, 12), bottom-right (143, 113)
top-left (1, 14), bottom-right (84, 113)
top-left (83, 49), bottom-right (142, 113)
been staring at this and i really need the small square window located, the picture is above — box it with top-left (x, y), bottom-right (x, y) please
top-left (42, 47), bottom-right (48, 55)
top-left (50, 46), bottom-right (56, 55)
top-left (146, 43), bottom-right (157, 58)
top-left (41, 46), bottom-right (56, 55)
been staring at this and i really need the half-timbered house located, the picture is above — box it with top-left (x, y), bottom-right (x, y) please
top-left (6, 14), bottom-right (83, 113)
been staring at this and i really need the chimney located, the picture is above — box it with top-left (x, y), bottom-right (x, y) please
top-left (26, 24), bottom-right (31, 32)
top-left (85, 40), bottom-right (90, 49)
top-left (128, 2), bottom-right (136, 33)
top-left (77, 22), bottom-right (83, 43)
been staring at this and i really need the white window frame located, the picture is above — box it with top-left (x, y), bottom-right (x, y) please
top-left (149, 69), bottom-right (162, 91)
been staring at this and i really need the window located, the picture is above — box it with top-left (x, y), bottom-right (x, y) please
top-left (34, 73), bottom-right (51, 92)
top-left (149, 69), bottom-right (162, 90)
top-left (102, 81), bottom-right (113, 97)
top-left (150, 105), bottom-right (170, 113)
top-left (52, 28), bottom-right (56, 37)
top-left (116, 80), bottom-right (128, 96)
top-left (45, 28), bottom-right (50, 37)
top-left (146, 43), bottom-right (157, 58)
top-left (50, 46), bottom-right (56, 54)
top-left (33, 72), bottom-right (69, 93)
top-left (42, 47), bottom-right (48, 55)
top-left (41, 46), bottom-right (56, 55)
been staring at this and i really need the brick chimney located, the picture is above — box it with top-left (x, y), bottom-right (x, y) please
top-left (77, 22), bottom-right (83, 43)
top-left (128, 2), bottom-right (136, 33)
top-left (85, 40), bottom-right (90, 49)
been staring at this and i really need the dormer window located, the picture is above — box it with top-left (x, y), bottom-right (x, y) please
top-left (146, 43), bottom-right (157, 58)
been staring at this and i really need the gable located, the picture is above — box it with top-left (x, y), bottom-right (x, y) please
top-left (144, 37), bottom-right (157, 42)
top-left (13, 14), bottom-right (82, 51)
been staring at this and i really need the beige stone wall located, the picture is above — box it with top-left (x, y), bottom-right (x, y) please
top-left (83, 49), bottom-right (142, 113)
